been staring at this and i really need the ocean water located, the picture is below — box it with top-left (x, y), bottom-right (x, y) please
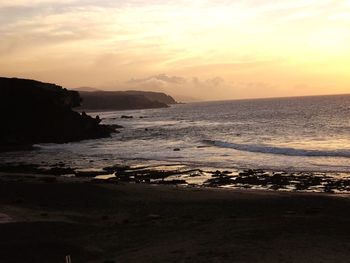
top-left (2, 94), bottom-right (350, 172)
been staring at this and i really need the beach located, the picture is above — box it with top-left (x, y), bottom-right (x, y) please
top-left (3, 2), bottom-right (350, 262)
top-left (1, 173), bottom-right (350, 263)
top-left (2, 94), bottom-right (350, 262)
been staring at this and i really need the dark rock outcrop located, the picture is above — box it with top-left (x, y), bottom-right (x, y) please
top-left (78, 90), bottom-right (176, 111)
top-left (0, 77), bottom-right (115, 151)
top-left (121, 115), bottom-right (133, 119)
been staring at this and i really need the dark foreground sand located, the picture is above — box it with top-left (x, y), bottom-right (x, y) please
top-left (1, 174), bottom-right (350, 263)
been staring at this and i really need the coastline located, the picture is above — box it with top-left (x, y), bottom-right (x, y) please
top-left (1, 84), bottom-right (350, 262)
top-left (2, 162), bottom-right (350, 193)
top-left (1, 172), bottom-right (350, 262)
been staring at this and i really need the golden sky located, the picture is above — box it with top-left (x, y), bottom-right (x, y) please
top-left (1, 0), bottom-right (349, 101)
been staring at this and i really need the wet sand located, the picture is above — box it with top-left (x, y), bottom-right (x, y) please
top-left (1, 173), bottom-right (350, 262)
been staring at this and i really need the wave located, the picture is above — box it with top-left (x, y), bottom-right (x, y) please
top-left (203, 140), bottom-right (350, 158)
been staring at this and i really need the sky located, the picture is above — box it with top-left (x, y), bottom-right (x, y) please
top-left (1, 0), bottom-right (350, 101)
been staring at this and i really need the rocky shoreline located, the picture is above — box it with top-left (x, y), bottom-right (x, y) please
top-left (1, 162), bottom-right (350, 194)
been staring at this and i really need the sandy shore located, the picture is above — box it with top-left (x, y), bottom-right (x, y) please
top-left (1, 174), bottom-right (350, 263)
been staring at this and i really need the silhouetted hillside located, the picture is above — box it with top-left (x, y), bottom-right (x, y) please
top-left (78, 90), bottom-right (176, 111)
top-left (124, 90), bottom-right (177, 104)
top-left (0, 77), bottom-right (115, 151)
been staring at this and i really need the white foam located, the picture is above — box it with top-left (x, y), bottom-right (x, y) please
top-left (204, 140), bottom-right (350, 158)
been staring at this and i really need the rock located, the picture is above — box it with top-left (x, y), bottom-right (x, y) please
top-left (95, 115), bottom-right (101, 123)
top-left (204, 175), bottom-right (234, 187)
top-left (103, 165), bottom-right (130, 173)
top-left (212, 170), bottom-right (222, 177)
top-left (324, 185), bottom-right (335, 193)
top-left (0, 77), bottom-right (117, 150)
top-left (121, 115), bottom-right (133, 119)
top-left (239, 169), bottom-right (256, 176)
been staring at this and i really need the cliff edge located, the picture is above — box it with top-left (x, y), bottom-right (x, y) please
top-left (78, 90), bottom-right (176, 111)
top-left (0, 77), bottom-right (115, 151)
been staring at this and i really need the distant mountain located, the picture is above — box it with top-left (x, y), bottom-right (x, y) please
top-left (0, 77), bottom-right (115, 151)
top-left (78, 90), bottom-right (177, 111)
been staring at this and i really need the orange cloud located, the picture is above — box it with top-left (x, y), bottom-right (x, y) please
top-left (0, 0), bottom-right (349, 99)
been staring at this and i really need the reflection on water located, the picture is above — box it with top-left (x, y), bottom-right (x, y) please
top-left (2, 95), bottom-right (350, 172)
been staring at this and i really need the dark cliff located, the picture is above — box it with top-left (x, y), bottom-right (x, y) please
top-left (78, 90), bottom-right (176, 111)
top-left (123, 90), bottom-right (177, 104)
top-left (0, 77), bottom-right (115, 150)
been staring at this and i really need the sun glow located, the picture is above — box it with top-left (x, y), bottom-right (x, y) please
top-left (0, 0), bottom-right (350, 99)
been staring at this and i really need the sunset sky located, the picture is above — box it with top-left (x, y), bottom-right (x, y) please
top-left (1, 0), bottom-right (349, 101)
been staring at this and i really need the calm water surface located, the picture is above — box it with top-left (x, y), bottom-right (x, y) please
top-left (2, 94), bottom-right (350, 172)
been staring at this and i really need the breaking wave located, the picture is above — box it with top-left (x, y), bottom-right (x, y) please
top-left (203, 140), bottom-right (350, 158)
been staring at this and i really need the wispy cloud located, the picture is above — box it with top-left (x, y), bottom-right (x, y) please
top-left (1, 0), bottom-right (349, 99)
top-left (104, 74), bottom-right (284, 101)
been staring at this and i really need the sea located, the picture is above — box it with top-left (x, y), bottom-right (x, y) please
top-left (2, 94), bottom-right (350, 173)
